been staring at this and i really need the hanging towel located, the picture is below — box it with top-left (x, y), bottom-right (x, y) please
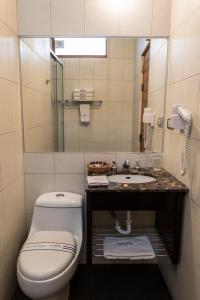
top-left (103, 236), bottom-right (155, 260)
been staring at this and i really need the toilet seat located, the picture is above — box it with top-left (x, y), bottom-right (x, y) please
top-left (18, 231), bottom-right (76, 281)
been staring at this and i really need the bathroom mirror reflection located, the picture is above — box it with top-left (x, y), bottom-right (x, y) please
top-left (20, 37), bottom-right (168, 153)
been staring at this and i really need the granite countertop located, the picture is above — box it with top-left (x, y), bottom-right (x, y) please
top-left (86, 168), bottom-right (189, 193)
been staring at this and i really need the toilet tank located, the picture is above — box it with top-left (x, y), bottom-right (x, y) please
top-left (29, 192), bottom-right (83, 238)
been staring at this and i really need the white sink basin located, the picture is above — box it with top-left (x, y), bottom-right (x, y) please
top-left (108, 174), bottom-right (156, 184)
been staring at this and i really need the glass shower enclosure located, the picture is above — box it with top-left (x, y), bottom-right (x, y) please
top-left (51, 51), bottom-right (64, 152)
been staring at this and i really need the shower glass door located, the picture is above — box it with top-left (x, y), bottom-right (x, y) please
top-left (51, 52), bottom-right (64, 152)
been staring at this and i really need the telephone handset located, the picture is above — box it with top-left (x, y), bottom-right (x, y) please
top-left (170, 104), bottom-right (192, 175)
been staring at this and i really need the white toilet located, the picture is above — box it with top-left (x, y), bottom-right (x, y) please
top-left (17, 192), bottom-right (83, 300)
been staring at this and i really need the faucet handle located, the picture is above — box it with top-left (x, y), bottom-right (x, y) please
top-left (134, 159), bottom-right (141, 171)
top-left (122, 159), bottom-right (130, 169)
top-left (111, 159), bottom-right (118, 173)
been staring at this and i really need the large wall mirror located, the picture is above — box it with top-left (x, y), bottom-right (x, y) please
top-left (20, 37), bottom-right (168, 153)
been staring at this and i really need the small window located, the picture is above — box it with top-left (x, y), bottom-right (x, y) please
top-left (54, 38), bottom-right (107, 57)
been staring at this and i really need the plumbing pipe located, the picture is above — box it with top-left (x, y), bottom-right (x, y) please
top-left (110, 211), bottom-right (132, 235)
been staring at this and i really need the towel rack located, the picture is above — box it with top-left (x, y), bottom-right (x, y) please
top-left (64, 99), bottom-right (102, 109)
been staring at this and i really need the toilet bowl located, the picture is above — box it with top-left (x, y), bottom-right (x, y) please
top-left (17, 192), bottom-right (83, 299)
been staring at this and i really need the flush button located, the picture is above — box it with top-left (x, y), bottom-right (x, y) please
top-left (56, 193), bottom-right (65, 197)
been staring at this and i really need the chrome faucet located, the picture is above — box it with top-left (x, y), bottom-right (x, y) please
top-left (122, 160), bottom-right (130, 170)
top-left (111, 159), bottom-right (118, 173)
top-left (133, 159), bottom-right (141, 171)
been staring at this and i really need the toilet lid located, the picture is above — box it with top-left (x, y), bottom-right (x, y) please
top-left (18, 231), bottom-right (76, 281)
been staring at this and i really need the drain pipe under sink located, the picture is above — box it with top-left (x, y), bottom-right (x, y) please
top-left (110, 211), bottom-right (132, 235)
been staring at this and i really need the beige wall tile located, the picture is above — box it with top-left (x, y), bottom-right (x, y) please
top-left (84, 0), bottom-right (118, 36)
top-left (51, 0), bottom-right (84, 35)
top-left (94, 60), bottom-right (108, 80)
top-left (118, 0), bottom-right (153, 36)
top-left (63, 59), bottom-right (80, 80)
top-left (170, 0), bottom-right (187, 33)
top-left (55, 174), bottom-right (85, 195)
top-left (0, 1), bottom-right (25, 298)
top-left (152, 0), bottom-right (171, 36)
top-left (109, 39), bottom-right (124, 59)
top-left (17, 0), bottom-right (51, 35)
top-left (25, 174), bottom-right (54, 213)
top-left (24, 153), bottom-right (54, 174)
top-left (55, 153), bottom-right (84, 174)
top-left (183, 9), bottom-right (200, 78)
top-left (0, 0), bottom-right (7, 24)
top-left (0, 131), bottom-right (23, 189)
top-left (168, 25), bottom-right (185, 84)
top-left (0, 176), bottom-right (25, 300)
top-left (80, 59), bottom-right (94, 79)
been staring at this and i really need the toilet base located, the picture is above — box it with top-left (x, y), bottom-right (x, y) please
top-left (42, 285), bottom-right (70, 300)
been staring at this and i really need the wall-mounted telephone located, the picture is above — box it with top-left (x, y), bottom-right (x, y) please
top-left (170, 104), bottom-right (192, 176)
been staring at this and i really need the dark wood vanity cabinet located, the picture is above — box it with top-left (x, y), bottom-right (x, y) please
top-left (86, 170), bottom-right (188, 265)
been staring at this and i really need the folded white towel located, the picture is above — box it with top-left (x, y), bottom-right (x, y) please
top-left (87, 175), bottom-right (108, 186)
top-left (73, 88), bottom-right (94, 93)
top-left (103, 236), bottom-right (155, 260)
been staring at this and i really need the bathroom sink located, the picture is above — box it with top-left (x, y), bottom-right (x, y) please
top-left (108, 174), bottom-right (156, 184)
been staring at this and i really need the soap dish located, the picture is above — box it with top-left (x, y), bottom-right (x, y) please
top-left (88, 161), bottom-right (110, 174)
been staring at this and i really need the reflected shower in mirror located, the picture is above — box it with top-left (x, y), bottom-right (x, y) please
top-left (20, 37), bottom-right (168, 153)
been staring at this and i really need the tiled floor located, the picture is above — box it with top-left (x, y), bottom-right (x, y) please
top-left (12, 264), bottom-right (172, 300)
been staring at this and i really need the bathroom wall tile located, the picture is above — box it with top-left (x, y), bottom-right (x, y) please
top-left (177, 255), bottom-right (200, 300)
top-left (63, 59), bottom-right (80, 80)
top-left (109, 39), bottom-right (124, 59)
top-left (118, 0), bottom-right (153, 36)
top-left (183, 9), bottom-right (200, 79)
top-left (122, 101), bottom-right (133, 122)
top-left (0, 131), bottom-right (23, 189)
top-left (0, 80), bottom-right (21, 134)
top-left (94, 60), bottom-right (108, 80)
top-left (17, 0), bottom-right (51, 35)
top-left (181, 198), bottom-right (200, 276)
top-left (191, 140), bottom-right (200, 206)
top-left (51, 0), bottom-right (84, 35)
top-left (55, 153), bottom-right (84, 174)
top-left (80, 59), bottom-right (94, 80)
top-left (24, 153), bottom-right (55, 174)
top-left (152, 0), bottom-right (171, 36)
top-left (107, 102), bottom-right (122, 121)
top-left (170, 0), bottom-right (187, 34)
top-left (107, 80), bottom-right (122, 101)
top-left (124, 39), bottom-right (135, 59)
top-left (106, 122), bottom-right (122, 142)
top-left (108, 59), bottom-right (123, 80)
top-left (163, 131), bottom-right (181, 176)
top-left (84, 0), bottom-right (118, 36)
top-left (168, 25), bottom-right (185, 84)
top-left (122, 81), bottom-right (134, 101)
top-left (0, 177), bottom-right (26, 300)
top-left (115, 152), bottom-right (146, 168)
top-left (92, 123), bottom-right (107, 142)
top-left (1, 176), bottom-right (25, 248)
top-left (55, 174), bottom-right (85, 195)
top-left (122, 59), bottom-right (134, 81)
top-left (0, 22), bottom-right (19, 83)
top-left (186, 0), bottom-right (200, 19)
top-left (0, 0), bottom-right (7, 24)
top-left (122, 122), bottom-right (133, 143)
top-left (7, 0), bottom-right (18, 33)
top-left (25, 174), bottom-right (54, 213)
